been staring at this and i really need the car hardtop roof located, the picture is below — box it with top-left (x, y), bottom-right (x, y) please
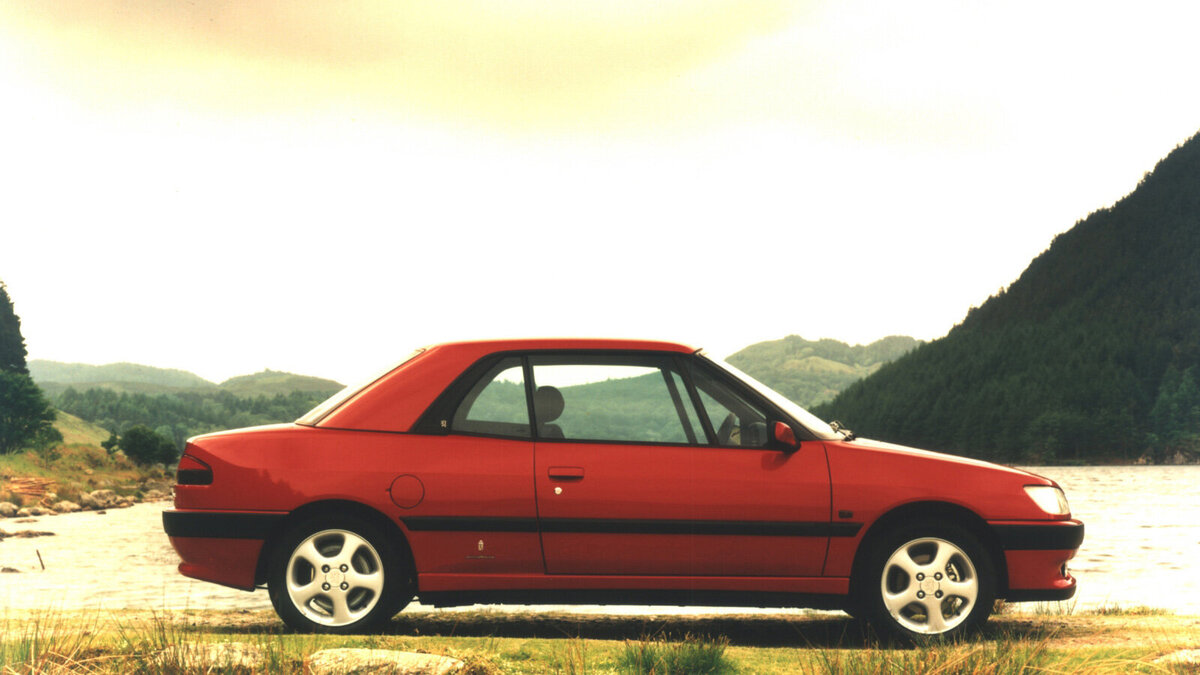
top-left (426, 337), bottom-right (698, 354)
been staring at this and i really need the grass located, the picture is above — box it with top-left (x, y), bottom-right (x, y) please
top-left (0, 607), bottom-right (1193, 674)
top-left (619, 634), bottom-right (734, 674)
top-left (0, 416), bottom-right (165, 506)
top-left (1085, 603), bottom-right (1171, 616)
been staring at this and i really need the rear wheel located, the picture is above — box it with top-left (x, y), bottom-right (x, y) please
top-left (856, 521), bottom-right (996, 640)
top-left (268, 515), bottom-right (411, 633)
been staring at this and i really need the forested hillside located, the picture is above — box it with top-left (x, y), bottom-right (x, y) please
top-left (29, 360), bottom-right (215, 394)
top-left (816, 131), bottom-right (1200, 463)
top-left (30, 362), bottom-right (344, 452)
top-left (49, 388), bottom-right (335, 451)
top-left (727, 335), bottom-right (920, 407)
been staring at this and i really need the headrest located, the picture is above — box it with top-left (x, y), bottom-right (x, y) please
top-left (533, 385), bottom-right (564, 423)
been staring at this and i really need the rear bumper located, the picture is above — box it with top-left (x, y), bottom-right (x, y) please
top-left (163, 509), bottom-right (286, 591)
top-left (991, 519), bottom-right (1083, 600)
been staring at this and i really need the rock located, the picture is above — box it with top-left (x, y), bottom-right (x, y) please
top-left (15, 508), bottom-right (32, 518)
top-left (1156, 649), bottom-right (1200, 666)
top-left (8, 530), bottom-right (55, 539)
top-left (82, 490), bottom-right (118, 510)
top-left (45, 492), bottom-right (57, 502)
top-left (27, 507), bottom-right (53, 517)
top-left (53, 501), bottom-right (81, 514)
top-left (0, 502), bottom-right (17, 517)
top-left (306, 649), bottom-right (464, 675)
top-left (157, 642), bottom-right (265, 670)
top-left (1, 567), bottom-right (19, 573)
top-left (144, 489), bottom-right (169, 501)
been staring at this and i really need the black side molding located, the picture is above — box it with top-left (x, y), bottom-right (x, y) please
top-left (993, 522), bottom-right (1085, 551)
top-left (163, 510), bottom-right (285, 540)
top-left (401, 516), bottom-right (861, 538)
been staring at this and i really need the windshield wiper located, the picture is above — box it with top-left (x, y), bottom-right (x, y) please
top-left (829, 420), bottom-right (857, 441)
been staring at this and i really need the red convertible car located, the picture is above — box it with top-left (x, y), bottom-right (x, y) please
top-left (164, 338), bottom-right (1082, 638)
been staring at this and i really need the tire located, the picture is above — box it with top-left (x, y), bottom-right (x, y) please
top-left (268, 515), bottom-right (412, 633)
top-left (855, 520), bottom-right (996, 641)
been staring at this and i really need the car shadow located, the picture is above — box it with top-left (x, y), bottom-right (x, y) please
top-left (381, 610), bottom-right (1056, 648)
top-left (195, 608), bottom-right (1059, 649)
top-left (386, 611), bottom-right (867, 647)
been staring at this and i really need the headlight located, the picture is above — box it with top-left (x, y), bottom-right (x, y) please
top-left (1024, 485), bottom-right (1070, 515)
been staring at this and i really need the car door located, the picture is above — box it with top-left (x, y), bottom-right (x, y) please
top-left (397, 356), bottom-right (543, 577)
top-left (530, 353), bottom-right (832, 577)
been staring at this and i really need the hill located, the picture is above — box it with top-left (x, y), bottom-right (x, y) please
top-left (31, 361), bottom-right (345, 450)
top-left (52, 409), bottom-right (111, 446)
top-left (727, 335), bottom-right (921, 408)
top-left (816, 130), bottom-right (1200, 463)
top-left (218, 370), bottom-right (343, 397)
top-left (30, 360), bottom-right (343, 398)
top-left (29, 360), bottom-right (216, 395)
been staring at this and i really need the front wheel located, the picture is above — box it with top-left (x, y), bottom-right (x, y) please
top-left (268, 515), bottom-right (411, 633)
top-left (856, 522), bottom-right (996, 640)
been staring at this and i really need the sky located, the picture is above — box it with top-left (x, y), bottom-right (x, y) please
top-left (2, 1), bottom-right (1200, 385)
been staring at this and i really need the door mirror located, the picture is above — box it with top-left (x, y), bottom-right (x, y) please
top-left (773, 421), bottom-right (800, 450)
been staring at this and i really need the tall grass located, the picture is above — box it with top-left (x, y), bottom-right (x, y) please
top-left (808, 635), bottom-right (1054, 675)
top-left (0, 611), bottom-right (100, 672)
top-left (619, 634), bottom-right (734, 675)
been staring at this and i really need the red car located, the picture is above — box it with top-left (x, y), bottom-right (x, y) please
top-left (164, 338), bottom-right (1082, 638)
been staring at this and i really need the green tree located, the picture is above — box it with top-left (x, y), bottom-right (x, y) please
top-left (0, 369), bottom-right (58, 454)
top-left (101, 430), bottom-right (120, 455)
top-left (0, 281), bottom-right (28, 374)
top-left (118, 424), bottom-right (176, 465)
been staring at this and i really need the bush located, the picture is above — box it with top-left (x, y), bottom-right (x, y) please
top-left (118, 425), bottom-right (176, 466)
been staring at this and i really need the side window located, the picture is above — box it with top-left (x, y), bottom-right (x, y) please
top-left (529, 357), bottom-right (699, 444)
top-left (451, 357), bottom-right (531, 438)
top-left (688, 364), bottom-right (770, 447)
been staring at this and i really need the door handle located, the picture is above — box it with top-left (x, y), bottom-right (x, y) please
top-left (548, 466), bottom-right (585, 480)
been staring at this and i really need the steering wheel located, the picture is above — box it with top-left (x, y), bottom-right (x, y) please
top-left (716, 413), bottom-right (737, 446)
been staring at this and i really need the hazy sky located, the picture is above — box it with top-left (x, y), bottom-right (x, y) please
top-left (2, 1), bottom-right (1199, 384)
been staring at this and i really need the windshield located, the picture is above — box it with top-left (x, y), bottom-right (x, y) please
top-left (296, 349), bottom-right (425, 425)
top-left (700, 351), bottom-right (842, 441)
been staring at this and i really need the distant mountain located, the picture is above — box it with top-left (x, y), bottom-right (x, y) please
top-left (727, 335), bottom-right (921, 408)
top-left (30, 360), bottom-right (343, 398)
top-left (29, 360), bottom-right (215, 394)
top-left (816, 130), bottom-right (1200, 463)
top-left (218, 370), bottom-right (343, 397)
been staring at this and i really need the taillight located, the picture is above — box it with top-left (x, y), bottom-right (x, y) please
top-left (176, 454), bottom-right (213, 486)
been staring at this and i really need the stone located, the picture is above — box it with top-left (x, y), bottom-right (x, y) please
top-left (157, 642), bottom-right (265, 670)
top-left (306, 649), bottom-right (464, 675)
top-left (82, 490), bottom-right (118, 510)
top-left (15, 508), bottom-right (32, 518)
top-left (1, 567), bottom-right (19, 573)
top-left (0, 502), bottom-right (17, 517)
top-left (53, 501), bottom-right (81, 514)
top-left (1156, 649), bottom-right (1200, 666)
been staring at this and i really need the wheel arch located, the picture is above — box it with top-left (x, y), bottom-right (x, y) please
top-left (850, 501), bottom-right (1009, 597)
top-left (254, 499), bottom-right (417, 593)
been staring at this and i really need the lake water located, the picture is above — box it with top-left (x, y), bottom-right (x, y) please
top-left (0, 465), bottom-right (1195, 615)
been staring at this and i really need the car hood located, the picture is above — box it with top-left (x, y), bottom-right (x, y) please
top-left (845, 437), bottom-right (1050, 482)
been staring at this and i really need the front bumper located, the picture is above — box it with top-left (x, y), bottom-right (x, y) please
top-left (991, 519), bottom-right (1084, 601)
